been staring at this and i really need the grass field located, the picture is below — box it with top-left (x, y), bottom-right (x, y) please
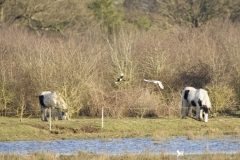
top-left (0, 116), bottom-right (240, 159)
top-left (0, 115), bottom-right (239, 141)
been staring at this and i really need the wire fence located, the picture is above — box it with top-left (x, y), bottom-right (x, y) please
top-left (0, 104), bottom-right (239, 118)
top-left (0, 105), bottom-right (239, 131)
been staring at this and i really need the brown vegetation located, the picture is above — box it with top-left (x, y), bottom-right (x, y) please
top-left (0, 0), bottom-right (240, 118)
top-left (1, 152), bottom-right (240, 160)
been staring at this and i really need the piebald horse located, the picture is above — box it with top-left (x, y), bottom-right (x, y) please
top-left (182, 87), bottom-right (211, 122)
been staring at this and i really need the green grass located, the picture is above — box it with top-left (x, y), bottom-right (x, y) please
top-left (0, 116), bottom-right (239, 141)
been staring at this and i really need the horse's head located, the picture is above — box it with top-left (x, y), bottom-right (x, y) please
top-left (201, 89), bottom-right (211, 122)
top-left (202, 105), bottom-right (210, 122)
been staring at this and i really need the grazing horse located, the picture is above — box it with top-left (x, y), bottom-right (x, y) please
top-left (39, 91), bottom-right (68, 121)
top-left (182, 87), bottom-right (211, 122)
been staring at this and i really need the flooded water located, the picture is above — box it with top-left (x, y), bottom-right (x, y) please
top-left (0, 136), bottom-right (240, 156)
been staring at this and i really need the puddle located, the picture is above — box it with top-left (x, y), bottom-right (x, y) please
top-left (0, 136), bottom-right (240, 155)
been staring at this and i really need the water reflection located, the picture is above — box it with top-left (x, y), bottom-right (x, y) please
top-left (0, 136), bottom-right (240, 155)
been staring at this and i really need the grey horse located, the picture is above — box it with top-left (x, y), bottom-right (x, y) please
top-left (39, 91), bottom-right (68, 121)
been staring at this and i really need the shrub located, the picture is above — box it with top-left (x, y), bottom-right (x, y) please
top-left (88, 0), bottom-right (123, 34)
top-left (136, 16), bottom-right (150, 31)
top-left (206, 85), bottom-right (238, 116)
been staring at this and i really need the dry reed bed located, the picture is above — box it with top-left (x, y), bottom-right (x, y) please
top-left (0, 21), bottom-right (240, 118)
top-left (1, 152), bottom-right (240, 160)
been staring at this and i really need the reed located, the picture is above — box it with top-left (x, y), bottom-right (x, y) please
top-left (1, 152), bottom-right (240, 160)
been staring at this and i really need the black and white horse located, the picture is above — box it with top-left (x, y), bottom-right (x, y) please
top-left (182, 87), bottom-right (211, 122)
top-left (39, 91), bottom-right (68, 121)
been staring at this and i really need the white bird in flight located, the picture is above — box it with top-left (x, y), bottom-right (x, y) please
top-left (177, 150), bottom-right (184, 157)
top-left (143, 79), bottom-right (164, 89)
top-left (115, 73), bottom-right (125, 83)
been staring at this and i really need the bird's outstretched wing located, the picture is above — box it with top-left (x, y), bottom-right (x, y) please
top-left (143, 79), bottom-right (153, 83)
top-left (156, 81), bottom-right (164, 89)
top-left (144, 79), bottom-right (164, 89)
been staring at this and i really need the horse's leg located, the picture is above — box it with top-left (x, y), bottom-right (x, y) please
top-left (196, 106), bottom-right (200, 120)
top-left (51, 107), bottom-right (55, 121)
top-left (41, 106), bottom-right (44, 121)
top-left (182, 99), bottom-right (187, 118)
top-left (199, 108), bottom-right (203, 121)
top-left (42, 107), bottom-right (48, 121)
top-left (188, 105), bottom-right (193, 117)
top-left (45, 108), bottom-right (48, 121)
top-left (58, 108), bottom-right (63, 120)
top-left (41, 106), bottom-right (46, 121)
top-left (44, 108), bottom-right (48, 121)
